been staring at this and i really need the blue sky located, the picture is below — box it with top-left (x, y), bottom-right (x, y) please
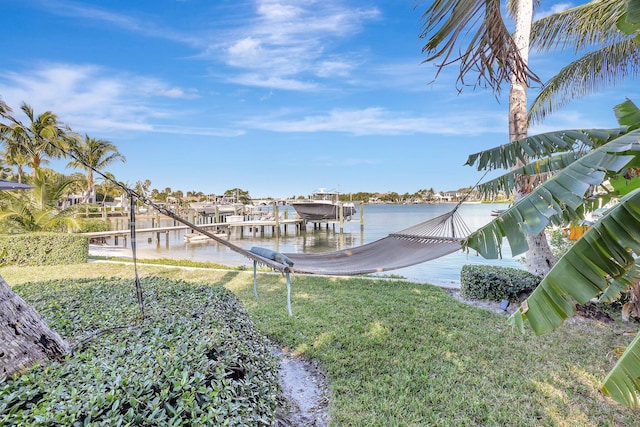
top-left (2, 0), bottom-right (637, 198)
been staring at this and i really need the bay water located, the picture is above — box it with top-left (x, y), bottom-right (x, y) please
top-left (106, 202), bottom-right (523, 288)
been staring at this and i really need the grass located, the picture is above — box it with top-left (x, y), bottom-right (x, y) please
top-left (2, 261), bottom-right (639, 426)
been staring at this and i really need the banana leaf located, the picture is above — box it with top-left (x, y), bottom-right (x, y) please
top-left (465, 129), bottom-right (640, 258)
top-left (614, 98), bottom-right (640, 129)
top-left (477, 152), bottom-right (583, 198)
top-left (465, 128), bottom-right (628, 171)
top-left (610, 175), bottom-right (640, 196)
top-left (510, 188), bottom-right (640, 335)
top-left (602, 331), bottom-right (640, 407)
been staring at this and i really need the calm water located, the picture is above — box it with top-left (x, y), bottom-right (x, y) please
top-left (116, 203), bottom-right (523, 288)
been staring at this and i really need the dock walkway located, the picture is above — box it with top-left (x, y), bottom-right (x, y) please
top-left (84, 218), bottom-right (304, 247)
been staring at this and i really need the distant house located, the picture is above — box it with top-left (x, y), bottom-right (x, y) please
top-left (59, 189), bottom-right (96, 208)
top-left (433, 193), bottom-right (453, 203)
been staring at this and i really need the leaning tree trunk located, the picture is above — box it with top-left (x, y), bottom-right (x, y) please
top-left (0, 275), bottom-right (68, 378)
top-left (509, 0), bottom-right (556, 277)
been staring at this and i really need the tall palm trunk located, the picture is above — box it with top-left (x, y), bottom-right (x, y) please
top-left (0, 275), bottom-right (68, 377)
top-left (510, 0), bottom-right (556, 276)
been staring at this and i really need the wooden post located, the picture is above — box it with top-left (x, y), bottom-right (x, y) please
top-left (274, 203), bottom-right (280, 236)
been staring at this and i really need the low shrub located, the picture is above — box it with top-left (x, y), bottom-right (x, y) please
top-left (0, 277), bottom-right (281, 426)
top-left (77, 218), bottom-right (111, 233)
top-left (460, 264), bottom-right (542, 302)
top-left (0, 232), bottom-right (88, 266)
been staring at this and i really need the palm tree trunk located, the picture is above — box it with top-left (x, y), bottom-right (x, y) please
top-left (509, 0), bottom-right (556, 277)
top-left (0, 275), bottom-right (68, 377)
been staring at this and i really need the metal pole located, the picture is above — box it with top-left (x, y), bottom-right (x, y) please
top-left (253, 260), bottom-right (259, 299)
top-left (286, 272), bottom-right (292, 316)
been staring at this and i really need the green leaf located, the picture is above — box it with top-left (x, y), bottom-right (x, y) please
top-left (602, 331), bottom-right (640, 407)
top-left (626, 0), bottom-right (640, 24)
top-left (611, 176), bottom-right (640, 197)
top-left (614, 98), bottom-right (640, 129)
top-left (466, 129), bottom-right (640, 258)
top-left (513, 188), bottom-right (640, 335)
top-left (466, 128), bottom-right (627, 171)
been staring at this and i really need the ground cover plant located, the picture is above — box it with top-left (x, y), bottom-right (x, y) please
top-left (0, 275), bottom-right (280, 426)
top-left (2, 262), bottom-right (639, 426)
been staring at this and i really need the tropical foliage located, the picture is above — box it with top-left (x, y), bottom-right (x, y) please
top-left (0, 102), bottom-right (69, 176)
top-left (67, 134), bottom-right (125, 203)
top-left (463, 99), bottom-right (640, 406)
top-left (0, 168), bottom-right (82, 233)
top-left (528, 0), bottom-right (640, 123)
top-left (417, 0), bottom-right (540, 91)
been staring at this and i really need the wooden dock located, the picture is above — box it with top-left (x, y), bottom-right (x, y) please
top-left (84, 218), bottom-right (304, 248)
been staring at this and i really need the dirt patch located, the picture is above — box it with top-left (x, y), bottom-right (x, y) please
top-left (274, 347), bottom-right (330, 427)
top-left (442, 287), bottom-right (520, 316)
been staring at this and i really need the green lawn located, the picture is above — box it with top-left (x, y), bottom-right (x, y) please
top-left (2, 262), bottom-right (638, 426)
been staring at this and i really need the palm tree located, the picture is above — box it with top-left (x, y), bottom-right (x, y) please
top-left (66, 134), bottom-right (125, 203)
top-left (1, 274), bottom-right (69, 377)
top-left (528, 0), bottom-right (640, 123)
top-left (0, 103), bottom-right (69, 176)
top-left (2, 144), bottom-right (28, 183)
top-left (0, 168), bottom-right (83, 233)
top-left (0, 166), bottom-right (75, 375)
top-left (97, 172), bottom-right (119, 207)
top-left (419, 0), bottom-right (556, 276)
top-left (464, 98), bottom-right (640, 406)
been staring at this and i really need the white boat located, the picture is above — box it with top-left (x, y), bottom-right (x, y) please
top-left (290, 189), bottom-right (356, 221)
top-left (184, 232), bottom-right (227, 243)
top-left (188, 201), bottom-right (243, 216)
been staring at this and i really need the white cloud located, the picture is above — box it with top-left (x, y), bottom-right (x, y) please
top-left (316, 60), bottom-right (354, 78)
top-left (227, 73), bottom-right (318, 91)
top-left (35, 0), bottom-right (202, 45)
top-left (238, 107), bottom-right (507, 136)
top-left (0, 63), bottom-right (221, 135)
top-left (216, 0), bottom-right (381, 89)
top-left (29, 0), bottom-right (382, 92)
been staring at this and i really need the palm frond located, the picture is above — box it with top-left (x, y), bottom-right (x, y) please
top-left (465, 128), bottom-right (628, 171)
top-left (465, 129), bottom-right (640, 258)
top-left (531, 0), bottom-right (627, 52)
top-left (418, 0), bottom-right (540, 92)
top-left (528, 40), bottom-right (640, 124)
